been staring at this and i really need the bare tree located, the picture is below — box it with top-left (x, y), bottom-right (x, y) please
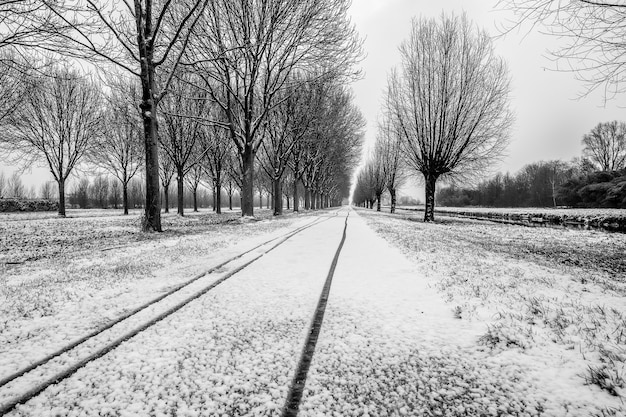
top-left (378, 104), bottom-right (407, 214)
top-left (91, 78), bottom-right (143, 214)
top-left (159, 148), bottom-right (175, 214)
top-left (0, 171), bottom-right (5, 198)
top-left (499, 0), bottom-right (626, 99)
top-left (40, 180), bottom-right (56, 200)
top-left (5, 66), bottom-right (102, 216)
top-left (185, 163), bottom-right (204, 212)
top-left (25, 0), bottom-right (209, 230)
top-left (188, 0), bottom-right (362, 217)
top-left (388, 14), bottom-right (513, 222)
top-left (200, 109), bottom-right (232, 215)
top-left (7, 171), bottom-right (24, 198)
top-left (160, 74), bottom-right (208, 216)
top-left (582, 121), bottom-right (626, 171)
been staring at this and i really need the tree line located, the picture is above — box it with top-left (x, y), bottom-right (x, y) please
top-left (0, 0), bottom-right (364, 231)
top-left (438, 120), bottom-right (626, 208)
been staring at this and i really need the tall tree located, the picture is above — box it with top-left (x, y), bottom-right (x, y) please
top-left (5, 66), bottom-right (102, 216)
top-left (188, 0), bottom-right (362, 216)
top-left (388, 14), bottom-right (513, 222)
top-left (375, 114), bottom-right (406, 214)
top-left (582, 121), bottom-right (626, 171)
top-left (91, 78), bottom-right (143, 214)
top-left (160, 74), bottom-right (208, 216)
top-left (27, 0), bottom-right (209, 231)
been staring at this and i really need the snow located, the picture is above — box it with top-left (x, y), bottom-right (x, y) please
top-left (1, 206), bottom-right (625, 415)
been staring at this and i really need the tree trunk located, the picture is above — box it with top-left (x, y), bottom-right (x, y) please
top-left (163, 184), bottom-right (170, 214)
top-left (176, 168), bottom-right (184, 216)
top-left (215, 187), bottom-right (222, 214)
top-left (376, 193), bottom-right (382, 212)
top-left (193, 189), bottom-right (198, 212)
top-left (390, 188), bottom-right (396, 214)
top-left (57, 178), bottom-right (66, 217)
top-left (140, 79), bottom-right (162, 232)
top-left (123, 182), bottom-right (129, 215)
top-left (215, 174), bottom-right (222, 214)
top-left (424, 173), bottom-right (437, 222)
top-left (228, 192), bottom-right (233, 210)
top-left (286, 195), bottom-right (290, 210)
top-left (293, 179), bottom-right (299, 212)
top-left (212, 185), bottom-right (216, 211)
top-left (304, 187), bottom-right (311, 210)
top-left (273, 178), bottom-right (282, 216)
top-left (241, 145), bottom-right (255, 216)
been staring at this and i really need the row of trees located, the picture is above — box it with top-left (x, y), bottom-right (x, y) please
top-left (437, 119), bottom-right (626, 208)
top-left (353, 13), bottom-right (513, 220)
top-left (0, 0), bottom-right (364, 231)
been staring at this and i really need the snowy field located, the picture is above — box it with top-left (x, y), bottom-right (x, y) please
top-left (0, 208), bottom-right (311, 381)
top-left (1, 206), bottom-right (625, 416)
top-left (356, 208), bottom-right (626, 416)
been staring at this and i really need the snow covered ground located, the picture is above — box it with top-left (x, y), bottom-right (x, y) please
top-left (1, 206), bottom-right (625, 415)
top-left (351, 208), bottom-right (626, 416)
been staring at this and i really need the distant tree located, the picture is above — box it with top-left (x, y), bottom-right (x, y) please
top-left (109, 178), bottom-right (121, 209)
top-left (5, 66), bottom-right (102, 216)
top-left (582, 121), bottom-right (626, 172)
top-left (91, 78), bottom-right (143, 215)
top-left (0, 171), bottom-right (5, 198)
top-left (375, 113), bottom-right (407, 213)
top-left (160, 74), bottom-right (208, 216)
top-left (159, 148), bottom-right (175, 214)
top-left (387, 14), bottom-right (513, 221)
top-left (71, 177), bottom-right (91, 209)
top-left (7, 171), bottom-right (24, 198)
top-left (186, 164), bottom-right (203, 212)
top-left (200, 107), bottom-right (231, 215)
top-left (91, 175), bottom-right (110, 208)
top-left (40, 181), bottom-right (56, 200)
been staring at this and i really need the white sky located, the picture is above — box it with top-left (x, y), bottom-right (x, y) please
top-left (348, 0), bottom-right (626, 198)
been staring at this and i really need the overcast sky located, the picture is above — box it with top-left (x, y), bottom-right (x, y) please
top-left (348, 0), bottom-right (626, 196)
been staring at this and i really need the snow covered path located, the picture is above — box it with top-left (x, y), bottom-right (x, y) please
top-left (4, 212), bottom-right (346, 416)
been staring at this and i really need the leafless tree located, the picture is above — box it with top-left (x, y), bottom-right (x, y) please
top-left (582, 121), bottom-right (626, 171)
top-left (109, 178), bottom-right (120, 209)
top-left (159, 147), bottom-right (175, 214)
top-left (187, 0), bottom-right (362, 217)
top-left (4, 66), bottom-right (102, 216)
top-left (160, 74), bottom-right (208, 216)
top-left (377, 105), bottom-right (407, 213)
top-left (388, 14), bottom-right (513, 222)
top-left (185, 163), bottom-right (203, 212)
top-left (91, 174), bottom-right (110, 208)
top-left (0, 171), bottom-right (5, 198)
top-left (40, 181), bottom-right (56, 200)
top-left (300, 85), bottom-right (364, 209)
top-left (200, 109), bottom-right (232, 214)
top-left (91, 77), bottom-right (143, 214)
top-left (24, 0), bottom-right (209, 230)
top-left (7, 171), bottom-right (23, 198)
top-left (499, 0), bottom-right (626, 99)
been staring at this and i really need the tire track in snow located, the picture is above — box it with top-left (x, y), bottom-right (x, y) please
top-left (0, 211), bottom-right (339, 416)
top-left (282, 212), bottom-right (349, 417)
